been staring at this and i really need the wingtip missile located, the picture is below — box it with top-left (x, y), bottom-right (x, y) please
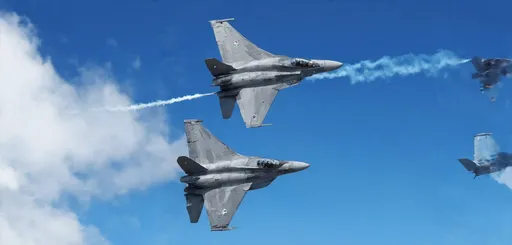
top-left (211, 226), bottom-right (238, 231)
top-left (247, 123), bottom-right (272, 128)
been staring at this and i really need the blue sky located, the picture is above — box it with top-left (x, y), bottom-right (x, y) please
top-left (3, 0), bottom-right (512, 244)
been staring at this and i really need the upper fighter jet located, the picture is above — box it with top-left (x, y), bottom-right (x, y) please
top-left (177, 119), bottom-right (310, 231)
top-left (471, 56), bottom-right (512, 102)
top-left (458, 133), bottom-right (512, 178)
top-left (205, 18), bottom-right (343, 128)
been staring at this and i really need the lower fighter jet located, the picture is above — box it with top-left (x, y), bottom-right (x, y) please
top-left (458, 133), bottom-right (512, 179)
top-left (177, 119), bottom-right (310, 231)
top-left (471, 56), bottom-right (512, 102)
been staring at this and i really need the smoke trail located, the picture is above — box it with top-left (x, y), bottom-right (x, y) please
top-left (308, 50), bottom-right (470, 84)
top-left (92, 92), bottom-right (215, 112)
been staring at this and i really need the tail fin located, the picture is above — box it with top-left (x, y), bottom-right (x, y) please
top-left (183, 119), bottom-right (242, 165)
top-left (219, 96), bottom-right (236, 119)
top-left (185, 194), bottom-right (204, 223)
top-left (458, 158), bottom-right (479, 171)
top-left (474, 133), bottom-right (499, 162)
top-left (177, 156), bottom-right (208, 175)
top-left (205, 58), bottom-right (236, 77)
top-left (471, 56), bottom-right (485, 73)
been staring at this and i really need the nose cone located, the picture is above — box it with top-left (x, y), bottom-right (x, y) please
top-left (323, 60), bottom-right (343, 71)
top-left (282, 161), bottom-right (310, 173)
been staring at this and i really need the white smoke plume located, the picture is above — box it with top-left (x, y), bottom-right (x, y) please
top-left (0, 12), bottom-right (188, 245)
top-left (93, 92), bottom-right (214, 112)
top-left (308, 50), bottom-right (470, 83)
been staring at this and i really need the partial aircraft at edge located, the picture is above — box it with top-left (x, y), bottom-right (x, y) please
top-left (205, 18), bottom-right (343, 128)
top-left (471, 56), bottom-right (512, 102)
top-left (458, 133), bottom-right (512, 179)
top-left (177, 119), bottom-right (310, 231)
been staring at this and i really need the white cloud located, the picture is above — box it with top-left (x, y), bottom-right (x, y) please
top-left (132, 56), bottom-right (141, 70)
top-left (0, 12), bottom-right (187, 244)
top-left (106, 37), bottom-right (117, 47)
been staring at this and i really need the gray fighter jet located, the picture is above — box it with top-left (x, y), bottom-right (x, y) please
top-left (205, 18), bottom-right (343, 128)
top-left (458, 133), bottom-right (512, 179)
top-left (177, 119), bottom-right (310, 231)
top-left (471, 56), bottom-right (512, 101)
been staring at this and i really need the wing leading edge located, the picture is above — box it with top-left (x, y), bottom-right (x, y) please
top-left (236, 85), bottom-right (279, 128)
top-left (204, 183), bottom-right (252, 231)
top-left (209, 18), bottom-right (274, 66)
top-left (236, 82), bottom-right (299, 128)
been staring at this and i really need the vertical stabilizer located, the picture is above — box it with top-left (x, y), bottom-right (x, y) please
top-left (183, 119), bottom-right (242, 164)
top-left (185, 194), bottom-right (204, 223)
top-left (219, 96), bottom-right (236, 119)
top-left (474, 133), bottom-right (499, 163)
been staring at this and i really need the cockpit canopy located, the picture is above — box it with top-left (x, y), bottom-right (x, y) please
top-left (257, 159), bottom-right (281, 169)
top-left (290, 58), bottom-right (320, 68)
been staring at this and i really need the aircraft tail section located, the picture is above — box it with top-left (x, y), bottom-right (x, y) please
top-left (209, 18), bottom-right (274, 66)
top-left (458, 158), bottom-right (479, 171)
top-left (474, 133), bottom-right (499, 162)
top-left (471, 56), bottom-right (485, 73)
top-left (183, 119), bottom-right (242, 165)
top-left (177, 156), bottom-right (208, 175)
top-left (185, 194), bottom-right (204, 223)
top-left (205, 58), bottom-right (236, 77)
top-left (219, 96), bottom-right (236, 119)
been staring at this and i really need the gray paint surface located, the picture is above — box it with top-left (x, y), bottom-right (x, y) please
top-left (205, 18), bottom-right (343, 128)
top-left (178, 119), bottom-right (309, 231)
top-left (471, 56), bottom-right (512, 101)
top-left (458, 133), bottom-right (512, 178)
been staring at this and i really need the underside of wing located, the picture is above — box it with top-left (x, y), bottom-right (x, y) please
top-left (204, 183), bottom-right (252, 231)
top-left (209, 19), bottom-right (274, 66)
top-left (236, 85), bottom-right (279, 128)
top-left (184, 119), bottom-right (241, 164)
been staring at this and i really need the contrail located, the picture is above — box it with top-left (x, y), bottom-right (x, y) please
top-left (92, 92), bottom-right (215, 112)
top-left (308, 50), bottom-right (470, 84)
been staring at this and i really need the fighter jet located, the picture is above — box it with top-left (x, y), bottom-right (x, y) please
top-left (177, 119), bottom-right (310, 231)
top-left (205, 18), bottom-right (343, 128)
top-left (471, 56), bottom-right (512, 101)
top-left (458, 133), bottom-right (512, 179)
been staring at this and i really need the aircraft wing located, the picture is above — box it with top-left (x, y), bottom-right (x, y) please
top-left (204, 183), bottom-right (252, 231)
top-left (471, 56), bottom-right (486, 73)
top-left (209, 18), bottom-right (274, 66)
top-left (236, 85), bottom-right (280, 128)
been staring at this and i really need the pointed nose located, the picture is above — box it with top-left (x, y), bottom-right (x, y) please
top-left (323, 60), bottom-right (343, 71)
top-left (291, 161), bottom-right (310, 172)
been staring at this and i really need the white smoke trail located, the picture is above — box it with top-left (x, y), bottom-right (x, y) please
top-left (308, 50), bottom-right (470, 84)
top-left (92, 92), bottom-right (215, 112)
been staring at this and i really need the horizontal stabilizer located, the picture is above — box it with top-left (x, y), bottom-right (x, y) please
top-left (219, 96), bottom-right (236, 119)
top-left (458, 158), bottom-right (478, 171)
top-left (185, 194), bottom-right (204, 223)
top-left (177, 156), bottom-right (208, 175)
top-left (205, 58), bottom-right (236, 77)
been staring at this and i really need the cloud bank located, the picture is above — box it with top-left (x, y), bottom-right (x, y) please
top-left (0, 12), bottom-right (187, 244)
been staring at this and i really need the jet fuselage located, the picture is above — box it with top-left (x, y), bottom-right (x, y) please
top-left (180, 157), bottom-right (309, 194)
top-left (212, 57), bottom-right (342, 93)
top-left (475, 151), bottom-right (512, 175)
